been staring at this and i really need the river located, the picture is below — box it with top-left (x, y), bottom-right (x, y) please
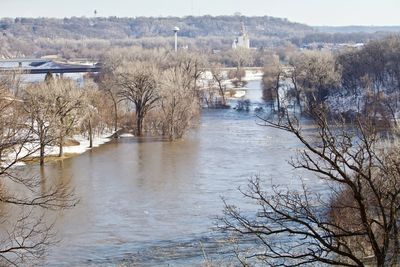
top-left (28, 81), bottom-right (323, 266)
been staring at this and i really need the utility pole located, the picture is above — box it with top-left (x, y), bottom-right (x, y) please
top-left (173, 26), bottom-right (180, 53)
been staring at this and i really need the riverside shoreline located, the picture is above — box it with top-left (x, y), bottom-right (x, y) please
top-left (13, 132), bottom-right (114, 166)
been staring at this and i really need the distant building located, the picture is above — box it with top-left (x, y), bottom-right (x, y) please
top-left (232, 22), bottom-right (250, 49)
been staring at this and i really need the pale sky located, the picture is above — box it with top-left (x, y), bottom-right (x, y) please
top-left (0, 0), bottom-right (399, 26)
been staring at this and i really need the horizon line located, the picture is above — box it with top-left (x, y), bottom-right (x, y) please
top-left (1, 15), bottom-right (400, 28)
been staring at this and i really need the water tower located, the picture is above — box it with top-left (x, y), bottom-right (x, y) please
top-left (173, 26), bottom-right (180, 53)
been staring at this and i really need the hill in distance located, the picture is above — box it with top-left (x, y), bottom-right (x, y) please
top-left (315, 25), bottom-right (400, 34)
top-left (0, 15), bottom-right (313, 40)
top-left (0, 15), bottom-right (399, 58)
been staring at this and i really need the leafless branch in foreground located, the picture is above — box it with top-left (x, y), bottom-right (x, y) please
top-left (0, 82), bottom-right (78, 266)
top-left (219, 107), bottom-right (400, 267)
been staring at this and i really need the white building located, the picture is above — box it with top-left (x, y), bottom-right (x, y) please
top-left (232, 22), bottom-right (250, 49)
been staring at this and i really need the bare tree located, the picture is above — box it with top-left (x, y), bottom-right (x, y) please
top-left (23, 83), bottom-right (58, 166)
top-left (0, 88), bottom-right (27, 164)
top-left (296, 51), bottom-right (340, 109)
top-left (335, 37), bottom-right (400, 125)
top-left (172, 51), bottom-right (205, 97)
top-left (0, 84), bottom-right (77, 266)
top-left (220, 108), bottom-right (400, 267)
top-left (262, 56), bottom-right (284, 112)
top-left (81, 82), bottom-right (102, 148)
top-left (98, 53), bottom-right (123, 132)
top-left (51, 79), bottom-right (83, 157)
top-left (0, 69), bottom-right (24, 97)
top-left (288, 53), bottom-right (304, 113)
top-left (210, 65), bottom-right (229, 107)
top-left (231, 47), bottom-right (254, 72)
top-left (117, 64), bottom-right (160, 136)
top-left (229, 47), bottom-right (254, 87)
top-left (23, 79), bottom-right (82, 163)
top-left (160, 66), bottom-right (200, 140)
top-left (200, 79), bottom-right (217, 109)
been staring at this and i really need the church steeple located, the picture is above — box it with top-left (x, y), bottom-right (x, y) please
top-left (232, 21), bottom-right (250, 49)
top-left (240, 22), bottom-right (246, 36)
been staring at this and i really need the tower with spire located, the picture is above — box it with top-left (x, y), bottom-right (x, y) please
top-left (232, 22), bottom-right (250, 49)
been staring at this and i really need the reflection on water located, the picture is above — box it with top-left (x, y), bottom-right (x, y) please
top-left (22, 81), bottom-right (325, 266)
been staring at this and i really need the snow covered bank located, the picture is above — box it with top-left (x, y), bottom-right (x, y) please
top-left (6, 132), bottom-right (114, 167)
top-left (243, 70), bottom-right (263, 81)
top-left (62, 133), bottom-right (113, 155)
top-left (118, 133), bottom-right (135, 138)
top-left (200, 69), bottom-right (263, 84)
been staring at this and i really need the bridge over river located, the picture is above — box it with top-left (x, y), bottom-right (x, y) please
top-left (0, 58), bottom-right (101, 74)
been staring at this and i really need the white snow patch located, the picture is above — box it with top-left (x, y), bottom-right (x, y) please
top-left (243, 70), bottom-right (263, 81)
top-left (234, 91), bottom-right (246, 98)
top-left (119, 133), bottom-right (135, 138)
top-left (3, 131), bottom-right (114, 167)
top-left (62, 133), bottom-right (113, 155)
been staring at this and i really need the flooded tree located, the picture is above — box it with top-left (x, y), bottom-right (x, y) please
top-left (98, 52), bottom-right (124, 132)
top-left (0, 83), bottom-right (77, 265)
top-left (160, 66), bottom-right (200, 141)
top-left (52, 80), bottom-right (83, 157)
top-left (24, 83), bottom-right (58, 165)
top-left (262, 55), bottom-right (283, 111)
top-left (172, 51), bottom-right (205, 97)
top-left (220, 108), bottom-right (400, 267)
top-left (288, 53), bottom-right (304, 113)
top-left (335, 37), bottom-right (400, 125)
top-left (23, 79), bottom-right (82, 163)
top-left (297, 52), bottom-right (340, 108)
top-left (118, 64), bottom-right (160, 136)
top-left (81, 82), bottom-right (103, 148)
top-left (231, 47), bottom-right (254, 72)
top-left (210, 65), bottom-right (229, 107)
top-left (228, 68), bottom-right (247, 88)
top-left (230, 47), bottom-right (254, 87)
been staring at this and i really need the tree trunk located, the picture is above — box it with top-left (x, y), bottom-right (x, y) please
top-left (292, 77), bottom-right (302, 113)
top-left (276, 88), bottom-right (281, 112)
top-left (393, 221), bottom-right (399, 266)
top-left (169, 110), bottom-right (175, 141)
top-left (376, 255), bottom-right (385, 267)
top-left (39, 125), bottom-right (45, 166)
top-left (59, 134), bottom-right (63, 157)
top-left (40, 143), bottom-right (45, 166)
top-left (59, 117), bottom-right (64, 157)
top-left (275, 73), bottom-right (281, 112)
top-left (113, 101), bottom-right (118, 132)
top-left (136, 111), bottom-right (143, 136)
top-left (89, 119), bottom-right (93, 148)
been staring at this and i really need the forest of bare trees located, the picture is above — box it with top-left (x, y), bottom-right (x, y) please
top-left (0, 74), bottom-right (78, 265)
top-left (262, 36), bottom-right (400, 126)
top-left (220, 107), bottom-right (400, 267)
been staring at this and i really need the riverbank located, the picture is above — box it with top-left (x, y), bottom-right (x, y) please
top-left (201, 69), bottom-right (262, 83)
top-left (199, 70), bottom-right (262, 102)
top-left (11, 132), bottom-right (114, 166)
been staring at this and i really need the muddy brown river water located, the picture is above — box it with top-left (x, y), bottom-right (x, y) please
top-left (21, 81), bottom-right (325, 266)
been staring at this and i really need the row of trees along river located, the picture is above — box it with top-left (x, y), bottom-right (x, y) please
top-left (0, 37), bottom-right (399, 266)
